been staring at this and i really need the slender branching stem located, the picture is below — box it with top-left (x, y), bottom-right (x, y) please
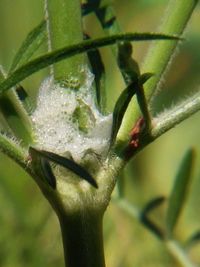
top-left (0, 133), bottom-right (28, 169)
top-left (114, 197), bottom-right (196, 267)
top-left (0, 68), bottom-right (33, 145)
top-left (142, 0), bottom-right (198, 102)
top-left (166, 240), bottom-right (197, 267)
top-left (151, 92), bottom-right (200, 139)
top-left (117, 0), bottom-right (198, 144)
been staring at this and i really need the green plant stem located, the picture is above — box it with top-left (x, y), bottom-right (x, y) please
top-left (151, 92), bottom-right (200, 139)
top-left (114, 197), bottom-right (196, 267)
top-left (0, 133), bottom-right (27, 169)
top-left (0, 90), bottom-right (33, 145)
top-left (112, 197), bottom-right (140, 220)
top-left (0, 69), bottom-right (33, 145)
top-left (0, 33), bottom-right (180, 94)
top-left (58, 211), bottom-right (105, 267)
top-left (142, 0), bottom-right (198, 101)
top-left (166, 240), bottom-right (197, 267)
top-left (117, 0), bottom-right (198, 144)
top-left (45, 0), bottom-right (86, 82)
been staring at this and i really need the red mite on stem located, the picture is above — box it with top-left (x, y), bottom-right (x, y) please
top-left (130, 117), bottom-right (145, 149)
top-left (124, 117), bottom-right (145, 159)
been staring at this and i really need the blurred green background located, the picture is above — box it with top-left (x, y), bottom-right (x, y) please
top-left (0, 1), bottom-right (200, 266)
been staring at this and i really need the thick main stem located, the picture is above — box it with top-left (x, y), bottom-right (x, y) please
top-left (58, 211), bottom-right (105, 267)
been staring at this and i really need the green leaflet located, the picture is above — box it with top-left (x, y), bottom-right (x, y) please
top-left (82, 0), bottom-right (113, 16)
top-left (9, 20), bottom-right (46, 73)
top-left (139, 72), bottom-right (154, 85)
top-left (29, 147), bottom-right (98, 188)
top-left (110, 81), bottom-right (137, 147)
top-left (110, 72), bottom-right (153, 148)
top-left (140, 196), bottom-right (165, 239)
top-left (142, 196), bottom-right (166, 215)
top-left (95, 6), bottom-right (139, 86)
top-left (15, 86), bottom-right (33, 115)
top-left (87, 44), bottom-right (106, 113)
top-left (166, 148), bottom-right (195, 237)
top-left (185, 231), bottom-right (200, 249)
top-left (40, 157), bottom-right (57, 190)
top-left (0, 32), bottom-right (181, 94)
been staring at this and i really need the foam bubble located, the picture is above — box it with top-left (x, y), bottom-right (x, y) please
top-left (31, 68), bottom-right (112, 162)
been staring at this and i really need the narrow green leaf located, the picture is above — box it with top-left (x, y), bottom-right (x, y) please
top-left (185, 231), bottom-right (200, 248)
top-left (117, 42), bottom-right (140, 85)
top-left (166, 148), bottom-right (195, 237)
top-left (9, 20), bottom-right (46, 73)
top-left (139, 72), bottom-right (154, 85)
top-left (140, 214), bottom-right (164, 239)
top-left (110, 81), bottom-right (137, 147)
top-left (140, 196), bottom-right (165, 239)
top-left (82, 0), bottom-right (113, 16)
top-left (15, 86), bottom-right (33, 115)
top-left (95, 5), bottom-right (139, 86)
top-left (85, 34), bottom-right (106, 112)
top-left (142, 196), bottom-right (166, 215)
top-left (29, 147), bottom-right (98, 188)
top-left (110, 72), bottom-right (153, 147)
top-left (0, 32), bottom-right (182, 94)
top-left (95, 4), bottom-right (117, 30)
top-left (40, 158), bottom-right (56, 189)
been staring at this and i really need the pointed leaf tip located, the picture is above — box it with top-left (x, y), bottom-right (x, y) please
top-left (142, 196), bottom-right (166, 215)
top-left (40, 158), bottom-right (56, 189)
top-left (166, 148), bottom-right (195, 237)
top-left (110, 81), bottom-right (137, 148)
top-left (139, 72), bottom-right (154, 85)
top-left (9, 20), bottom-right (46, 73)
top-left (29, 147), bottom-right (98, 188)
top-left (0, 32), bottom-right (182, 94)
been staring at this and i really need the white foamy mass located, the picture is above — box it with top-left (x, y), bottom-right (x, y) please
top-left (31, 68), bottom-right (112, 162)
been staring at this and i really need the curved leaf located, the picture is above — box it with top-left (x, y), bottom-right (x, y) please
top-left (110, 72), bottom-right (153, 147)
top-left (86, 42), bottom-right (106, 112)
top-left (110, 81), bottom-right (137, 147)
top-left (142, 196), bottom-right (166, 215)
top-left (186, 230), bottom-right (200, 248)
top-left (40, 157), bottom-right (57, 190)
top-left (29, 147), bottom-right (98, 188)
top-left (166, 148), bottom-right (195, 237)
top-left (0, 32), bottom-right (181, 94)
top-left (9, 20), bottom-right (46, 73)
top-left (82, 0), bottom-right (113, 16)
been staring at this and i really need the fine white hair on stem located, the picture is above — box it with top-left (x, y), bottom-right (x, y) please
top-left (152, 90), bottom-right (200, 138)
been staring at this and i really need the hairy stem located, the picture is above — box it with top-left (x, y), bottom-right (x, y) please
top-left (0, 68), bottom-right (33, 145)
top-left (0, 133), bottom-right (28, 169)
top-left (151, 92), bottom-right (200, 139)
top-left (117, 0), bottom-right (198, 144)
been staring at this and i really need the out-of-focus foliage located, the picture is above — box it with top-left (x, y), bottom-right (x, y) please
top-left (0, 1), bottom-right (200, 266)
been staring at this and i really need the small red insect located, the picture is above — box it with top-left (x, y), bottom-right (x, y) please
top-left (129, 117), bottom-right (145, 149)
